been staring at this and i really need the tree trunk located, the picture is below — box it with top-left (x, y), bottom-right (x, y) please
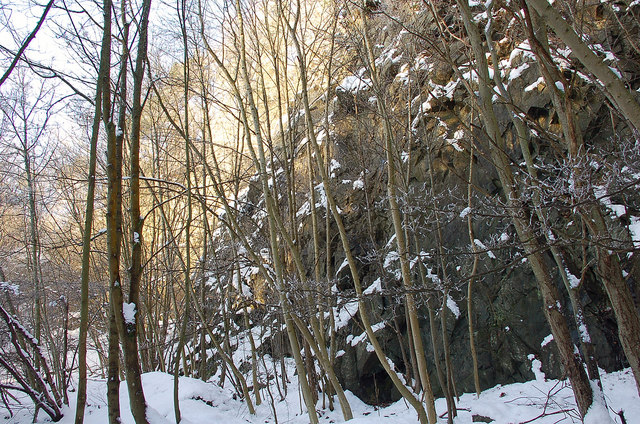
top-left (522, 4), bottom-right (640, 394)
top-left (174, 1), bottom-right (192, 418)
top-left (74, 1), bottom-right (109, 419)
top-left (465, 143), bottom-right (481, 398)
top-left (121, 1), bottom-right (152, 422)
top-left (457, 0), bottom-right (594, 417)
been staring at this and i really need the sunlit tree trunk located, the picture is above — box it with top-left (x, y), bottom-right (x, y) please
top-left (121, 1), bottom-right (152, 421)
top-left (461, 129), bottom-right (481, 399)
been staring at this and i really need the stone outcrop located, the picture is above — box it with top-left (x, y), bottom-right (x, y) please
top-left (208, 0), bottom-right (640, 406)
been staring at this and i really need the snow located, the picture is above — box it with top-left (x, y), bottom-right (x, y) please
top-left (445, 128), bottom-right (465, 152)
top-left (338, 74), bottom-right (372, 93)
top-left (370, 322), bottom-right (385, 333)
top-left (315, 129), bottom-right (327, 145)
top-left (4, 366), bottom-right (638, 424)
top-left (336, 257), bottom-right (349, 275)
top-left (412, 80), bottom-right (460, 129)
top-left (425, 266), bottom-right (441, 285)
top-left (629, 216), bottom-right (640, 248)
top-left (296, 200), bottom-right (311, 219)
top-left (474, 238), bottom-right (496, 259)
top-left (314, 183), bottom-right (341, 214)
top-left (382, 250), bottom-right (402, 280)
top-left (508, 40), bottom-right (535, 64)
top-left (508, 62), bottom-right (529, 81)
top-left (349, 325), bottom-right (383, 348)
top-left (364, 277), bottom-right (382, 295)
top-left (348, 331), bottom-right (368, 347)
top-left (609, 66), bottom-right (623, 79)
top-left (352, 178), bottom-right (364, 190)
top-left (239, 283), bottom-right (252, 297)
top-left (446, 294), bottom-right (460, 318)
top-left (594, 185), bottom-right (627, 218)
top-left (584, 380), bottom-right (616, 424)
top-left (566, 267), bottom-right (581, 289)
top-left (385, 233), bottom-right (396, 248)
top-left (122, 302), bottom-right (137, 325)
top-left (236, 186), bottom-right (250, 201)
top-left (591, 43), bottom-right (617, 63)
top-left (525, 76), bottom-right (545, 92)
top-left (374, 48), bottom-right (402, 68)
top-left (330, 159), bottom-right (341, 175)
top-left (578, 321), bottom-right (592, 344)
top-left (383, 251), bottom-right (399, 268)
top-left (395, 63), bottom-right (410, 84)
top-left (459, 206), bottom-right (471, 218)
top-left (527, 354), bottom-right (546, 382)
top-left (334, 300), bottom-right (358, 330)
top-left (541, 334), bottom-right (554, 347)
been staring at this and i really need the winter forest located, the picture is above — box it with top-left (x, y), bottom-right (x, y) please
top-left (1, 0), bottom-right (640, 422)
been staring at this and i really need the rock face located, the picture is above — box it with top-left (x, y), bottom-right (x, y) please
top-left (209, 0), bottom-right (640, 406)
top-left (295, 2), bottom-right (638, 404)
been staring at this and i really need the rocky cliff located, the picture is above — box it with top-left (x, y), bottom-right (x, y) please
top-left (207, 0), bottom-right (640, 406)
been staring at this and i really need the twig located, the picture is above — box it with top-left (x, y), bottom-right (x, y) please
top-left (519, 408), bottom-right (574, 424)
top-left (0, 0), bottom-right (56, 87)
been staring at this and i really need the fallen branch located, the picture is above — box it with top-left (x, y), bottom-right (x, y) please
top-left (0, 305), bottom-right (63, 421)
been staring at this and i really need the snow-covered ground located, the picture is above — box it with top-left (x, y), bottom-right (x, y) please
top-left (1, 365), bottom-right (638, 423)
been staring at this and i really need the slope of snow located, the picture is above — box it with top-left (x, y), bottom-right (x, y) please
top-left (2, 366), bottom-right (638, 423)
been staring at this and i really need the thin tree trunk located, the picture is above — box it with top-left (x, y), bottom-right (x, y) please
top-left (102, 0), bottom-right (122, 419)
top-left (174, 1), bottom-right (192, 418)
top-left (74, 2), bottom-right (108, 418)
top-left (21, 129), bottom-right (41, 368)
top-left (356, 11), bottom-right (439, 421)
top-left (121, 1), bottom-right (152, 421)
top-left (465, 142), bottom-right (481, 398)
top-left (107, 305), bottom-right (121, 424)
